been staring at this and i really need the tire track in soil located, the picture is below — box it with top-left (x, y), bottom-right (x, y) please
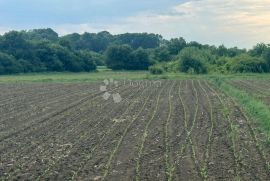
top-left (135, 81), bottom-right (171, 181)
top-left (0, 84), bottom-right (141, 180)
top-left (206, 81), bottom-right (270, 180)
top-left (0, 83), bottom-right (127, 143)
top-left (71, 82), bottom-right (165, 181)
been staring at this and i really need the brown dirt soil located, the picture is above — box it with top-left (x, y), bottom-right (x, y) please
top-left (0, 80), bottom-right (269, 181)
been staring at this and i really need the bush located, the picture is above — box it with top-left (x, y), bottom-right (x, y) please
top-left (226, 54), bottom-right (268, 73)
top-left (178, 47), bottom-right (208, 74)
top-left (160, 61), bottom-right (179, 73)
top-left (149, 64), bottom-right (164, 74)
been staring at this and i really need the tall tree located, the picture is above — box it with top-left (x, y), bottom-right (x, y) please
top-left (168, 37), bottom-right (186, 55)
top-left (106, 44), bottom-right (133, 70)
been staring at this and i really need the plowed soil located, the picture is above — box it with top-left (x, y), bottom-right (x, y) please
top-left (0, 80), bottom-right (269, 180)
top-left (229, 80), bottom-right (270, 107)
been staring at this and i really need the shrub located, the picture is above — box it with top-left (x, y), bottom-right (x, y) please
top-left (226, 54), bottom-right (268, 73)
top-left (149, 64), bottom-right (164, 74)
top-left (162, 61), bottom-right (179, 72)
top-left (178, 47), bottom-right (208, 74)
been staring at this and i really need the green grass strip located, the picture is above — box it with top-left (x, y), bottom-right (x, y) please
top-left (209, 77), bottom-right (270, 143)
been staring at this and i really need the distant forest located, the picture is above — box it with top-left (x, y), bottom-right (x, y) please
top-left (0, 28), bottom-right (269, 74)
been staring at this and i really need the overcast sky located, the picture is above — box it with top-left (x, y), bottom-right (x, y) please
top-left (0, 0), bottom-right (269, 48)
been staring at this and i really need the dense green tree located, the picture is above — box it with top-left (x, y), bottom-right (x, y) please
top-left (227, 47), bottom-right (246, 57)
top-left (168, 37), bottom-right (186, 55)
top-left (85, 51), bottom-right (105, 66)
top-left (249, 43), bottom-right (268, 56)
top-left (0, 28), bottom-right (269, 75)
top-left (58, 39), bottom-right (72, 50)
top-left (0, 52), bottom-right (23, 74)
top-left (187, 41), bottom-right (203, 49)
top-left (215, 45), bottom-right (246, 57)
top-left (106, 45), bottom-right (133, 70)
top-left (105, 45), bottom-right (150, 70)
top-left (154, 46), bottom-right (171, 62)
top-left (115, 33), bottom-right (161, 49)
top-left (262, 48), bottom-right (270, 69)
top-left (92, 31), bottom-right (113, 52)
top-left (216, 45), bottom-right (227, 56)
top-left (129, 48), bottom-right (150, 70)
top-left (248, 43), bottom-right (270, 71)
top-left (77, 50), bottom-right (97, 71)
top-left (0, 31), bottom-right (34, 60)
top-left (60, 33), bottom-right (81, 49)
top-left (24, 28), bottom-right (58, 41)
top-left (61, 31), bottom-right (113, 52)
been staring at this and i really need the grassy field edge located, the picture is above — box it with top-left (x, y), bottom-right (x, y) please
top-left (209, 77), bottom-right (270, 144)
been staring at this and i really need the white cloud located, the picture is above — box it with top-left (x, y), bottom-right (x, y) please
top-left (2, 0), bottom-right (270, 48)
top-left (55, 0), bottom-right (270, 48)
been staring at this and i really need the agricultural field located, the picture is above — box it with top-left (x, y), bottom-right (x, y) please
top-left (0, 79), bottom-right (270, 180)
top-left (229, 79), bottom-right (270, 107)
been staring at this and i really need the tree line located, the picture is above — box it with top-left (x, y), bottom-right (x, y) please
top-left (0, 28), bottom-right (269, 74)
